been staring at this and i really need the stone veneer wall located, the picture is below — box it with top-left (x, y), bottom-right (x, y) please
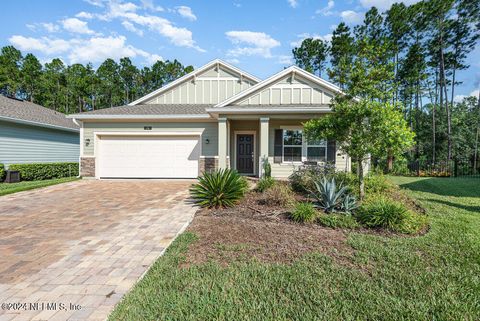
top-left (80, 157), bottom-right (95, 177)
top-left (199, 157), bottom-right (218, 175)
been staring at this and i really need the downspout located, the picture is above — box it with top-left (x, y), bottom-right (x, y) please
top-left (72, 118), bottom-right (83, 178)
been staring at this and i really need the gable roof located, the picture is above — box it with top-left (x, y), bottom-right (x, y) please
top-left (214, 65), bottom-right (345, 108)
top-left (128, 59), bottom-right (261, 106)
top-left (0, 95), bottom-right (79, 132)
top-left (68, 104), bottom-right (212, 120)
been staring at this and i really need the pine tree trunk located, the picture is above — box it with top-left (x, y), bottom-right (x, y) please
top-left (474, 90), bottom-right (480, 174)
top-left (439, 30), bottom-right (452, 161)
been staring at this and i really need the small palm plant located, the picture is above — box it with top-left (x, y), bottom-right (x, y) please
top-left (310, 177), bottom-right (348, 213)
top-left (190, 169), bottom-right (248, 208)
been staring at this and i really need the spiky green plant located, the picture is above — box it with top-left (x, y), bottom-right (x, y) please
top-left (190, 169), bottom-right (248, 208)
top-left (310, 177), bottom-right (348, 213)
top-left (340, 194), bottom-right (358, 213)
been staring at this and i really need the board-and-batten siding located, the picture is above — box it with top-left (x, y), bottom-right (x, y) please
top-left (82, 122), bottom-right (218, 157)
top-left (143, 66), bottom-right (255, 105)
top-left (0, 120), bottom-right (79, 167)
top-left (237, 75), bottom-right (334, 106)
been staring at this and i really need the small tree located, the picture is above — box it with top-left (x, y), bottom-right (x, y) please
top-left (304, 98), bottom-right (414, 199)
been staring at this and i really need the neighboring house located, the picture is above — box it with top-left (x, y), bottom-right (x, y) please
top-left (0, 95), bottom-right (79, 167)
top-left (69, 59), bottom-right (351, 179)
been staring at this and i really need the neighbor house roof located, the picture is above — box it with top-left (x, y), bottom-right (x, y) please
top-left (0, 95), bottom-right (79, 132)
top-left (68, 104), bottom-right (213, 120)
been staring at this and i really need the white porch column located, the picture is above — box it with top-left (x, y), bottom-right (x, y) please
top-left (259, 117), bottom-right (269, 176)
top-left (218, 117), bottom-right (228, 169)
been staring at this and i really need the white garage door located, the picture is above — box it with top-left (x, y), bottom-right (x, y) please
top-left (97, 135), bottom-right (200, 178)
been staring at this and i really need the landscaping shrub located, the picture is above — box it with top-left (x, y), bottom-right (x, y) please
top-left (289, 164), bottom-right (335, 193)
top-left (190, 169), bottom-right (248, 208)
top-left (356, 195), bottom-right (426, 233)
top-left (340, 194), bottom-right (358, 213)
top-left (317, 213), bottom-right (359, 229)
top-left (8, 162), bottom-right (79, 181)
top-left (262, 182), bottom-right (295, 207)
top-left (290, 202), bottom-right (317, 223)
top-left (310, 177), bottom-right (349, 213)
top-left (364, 174), bottom-right (391, 194)
top-left (256, 176), bottom-right (275, 192)
top-left (262, 157), bottom-right (271, 178)
top-left (0, 164), bottom-right (5, 182)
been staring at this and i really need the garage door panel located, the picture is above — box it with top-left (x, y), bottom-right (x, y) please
top-left (97, 136), bottom-right (200, 178)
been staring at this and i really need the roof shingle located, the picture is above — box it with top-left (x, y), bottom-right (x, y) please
top-left (70, 104), bottom-right (212, 116)
top-left (0, 95), bottom-right (78, 131)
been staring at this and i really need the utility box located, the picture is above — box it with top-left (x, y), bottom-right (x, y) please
top-left (5, 170), bottom-right (20, 183)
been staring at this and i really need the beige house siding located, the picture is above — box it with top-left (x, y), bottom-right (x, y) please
top-left (143, 65), bottom-right (255, 105)
top-left (82, 121), bottom-right (218, 157)
top-left (237, 74), bottom-right (334, 106)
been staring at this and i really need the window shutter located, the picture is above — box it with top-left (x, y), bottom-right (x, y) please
top-left (327, 140), bottom-right (336, 164)
top-left (274, 129), bottom-right (283, 163)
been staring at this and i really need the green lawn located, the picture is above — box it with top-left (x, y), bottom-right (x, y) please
top-left (110, 177), bottom-right (480, 321)
top-left (0, 177), bottom-right (78, 196)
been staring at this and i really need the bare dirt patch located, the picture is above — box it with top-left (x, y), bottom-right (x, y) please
top-left (183, 192), bottom-right (354, 267)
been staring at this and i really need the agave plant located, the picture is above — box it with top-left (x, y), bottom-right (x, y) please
top-left (310, 177), bottom-right (348, 213)
top-left (190, 169), bottom-right (248, 208)
top-left (340, 194), bottom-right (358, 214)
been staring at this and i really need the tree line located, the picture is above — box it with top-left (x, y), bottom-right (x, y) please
top-left (0, 47), bottom-right (193, 114)
top-left (293, 0), bottom-right (480, 169)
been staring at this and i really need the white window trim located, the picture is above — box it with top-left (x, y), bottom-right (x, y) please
top-left (280, 127), bottom-right (328, 164)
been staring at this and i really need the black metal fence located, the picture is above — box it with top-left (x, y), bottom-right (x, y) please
top-left (393, 159), bottom-right (480, 177)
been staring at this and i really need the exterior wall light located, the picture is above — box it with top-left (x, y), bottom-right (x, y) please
top-left (205, 138), bottom-right (210, 144)
top-left (85, 138), bottom-right (91, 146)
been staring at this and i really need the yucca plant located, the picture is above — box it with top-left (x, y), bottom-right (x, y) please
top-left (190, 169), bottom-right (248, 208)
top-left (310, 177), bottom-right (348, 213)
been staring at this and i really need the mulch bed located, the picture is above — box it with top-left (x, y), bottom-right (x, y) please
top-left (182, 191), bottom-right (354, 267)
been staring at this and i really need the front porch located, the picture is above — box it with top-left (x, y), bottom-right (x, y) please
top-left (216, 116), bottom-right (350, 178)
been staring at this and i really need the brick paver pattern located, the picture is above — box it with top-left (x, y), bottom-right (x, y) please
top-left (0, 179), bottom-right (197, 321)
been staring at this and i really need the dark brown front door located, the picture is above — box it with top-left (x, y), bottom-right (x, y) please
top-left (237, 134), bottom-right (254, 174)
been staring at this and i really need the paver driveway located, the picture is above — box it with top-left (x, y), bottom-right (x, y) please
top-left (0, 179), bottom-right (197, 321)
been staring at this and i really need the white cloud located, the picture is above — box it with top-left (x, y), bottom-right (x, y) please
top-left (226, 31), bottom-right (280, 58)
top-left (277, 55), bottom-right (293, 65)
top-left (290, 33), bottom-right (332, 47)
top-left (9, 34), bottom-right (161, 65)
top-left (76, 11), bottom-right (94, 19)
top-left (9, 35), bottom-right (71, 55)
top-left (288, 0), bottom-right (298, 8)
top-left (62, 18), bottom-right (96, 34)
top-left (454, 89), bottom-right (480, 102)
top-left (233, 2), bottom-right (242, 8)
top-left (140, 0), bottom-right (164, 12)
top-left (176, 6), bottom-right (197, 21)
top-left (26, 22), bottom-right (60, 33)
top-left (83, 0), bottom-right (104, 7)
top-left (316, 0), bottom-right (334, 16)
top-left (359, 0), bottom-right (421, 11)
top-left (340, 10), bottom-right (364, 24)
top-left (226, 58), bottom-right (240, 64)
top-left (122, 21), bottom-right (143, 36)
top-left (95, 1), bottom-right (203, 51)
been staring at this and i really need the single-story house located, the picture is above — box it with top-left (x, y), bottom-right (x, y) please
top-left (68, 59), bottom-right (352, 179)
top-left (0, 95), bottom-right (79, 167)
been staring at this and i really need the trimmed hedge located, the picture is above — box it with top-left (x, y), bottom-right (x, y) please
top-left (0, 164), bottom-right (5, 181)
top-left (8, 162), bottom-right (79, 181)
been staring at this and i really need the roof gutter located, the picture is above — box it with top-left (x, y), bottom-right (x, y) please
top-left (0, 115), bottom-right (79, 133)
top-left (205, 107), bottom-right (332, 114)
top-left (66, 114), bottom-right (213, 120)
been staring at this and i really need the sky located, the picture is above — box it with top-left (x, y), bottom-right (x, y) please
top-left (0, 0), bottom-right (478, 100)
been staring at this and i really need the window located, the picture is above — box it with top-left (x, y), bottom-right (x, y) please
top-left (307, 138), bottom-right (327, 162)
top-left (283, 129), bottom-right (302, 162)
